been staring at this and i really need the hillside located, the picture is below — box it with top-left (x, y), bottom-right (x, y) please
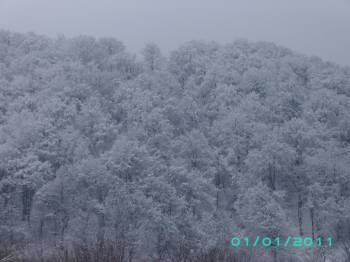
top-left (0, 30), bottom-right (350, 261)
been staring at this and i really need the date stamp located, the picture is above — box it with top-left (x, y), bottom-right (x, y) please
top-left (230, 236), bottom-right (333, 250)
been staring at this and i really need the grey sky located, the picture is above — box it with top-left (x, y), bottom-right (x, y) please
top-left (0, 0), bottom-right (349, 66)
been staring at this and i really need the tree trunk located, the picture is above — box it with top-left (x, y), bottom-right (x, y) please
top-left (22, 185), bottom-right (34, 222)
top-left (268, 162), bottom-right (276, 191)
top-left (216, 190), bottom-right (219, 210)
top-left (272, 247), bottom-right (277, 262)
top-left (297, 194), bottom-right (303, 236)
top-left (310, 208), bottom-right (315, 240)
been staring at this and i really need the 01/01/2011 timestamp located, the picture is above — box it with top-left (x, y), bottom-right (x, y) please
top-left (230, 236), bottom-right (333, 249)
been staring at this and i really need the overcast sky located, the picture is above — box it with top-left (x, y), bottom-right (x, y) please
top-left (0, 0), bottom-right (349, 66)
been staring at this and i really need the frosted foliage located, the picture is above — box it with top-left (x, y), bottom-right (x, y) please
top-left (0, 30), bottom-right (349, 261)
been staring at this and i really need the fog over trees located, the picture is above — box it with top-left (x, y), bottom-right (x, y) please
top-left (0, 30), bottom-right (350, 262)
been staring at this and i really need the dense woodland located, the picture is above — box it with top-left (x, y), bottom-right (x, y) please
top-left (0, 30), bottom-right (350, 262)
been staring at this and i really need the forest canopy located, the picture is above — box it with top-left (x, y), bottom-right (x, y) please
top-left (0, 30), bottom-right (350, 261)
